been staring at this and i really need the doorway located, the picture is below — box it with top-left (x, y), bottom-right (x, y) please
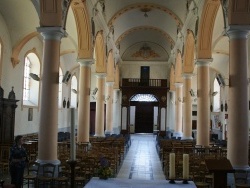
top-left (135, 102), bottom-right (154, 133)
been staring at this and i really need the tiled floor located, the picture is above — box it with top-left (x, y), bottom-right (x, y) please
top-left (117, 133), bottom-right (166, 181)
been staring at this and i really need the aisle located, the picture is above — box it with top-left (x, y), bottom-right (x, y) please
top-left (116, 134), bottom-right (166, 180)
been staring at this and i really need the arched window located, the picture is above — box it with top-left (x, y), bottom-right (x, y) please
top-left (23, 52), bottom-right (40, 106)
top-left (70, 75), bottom-right (78, 108)
top-left (213, 78), bottom-right (221, 112)
top-left (58, 68), bottom-right (63, 108)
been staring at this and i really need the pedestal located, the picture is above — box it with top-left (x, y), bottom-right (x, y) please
top-left (205, 158), bottom-right (235, 188)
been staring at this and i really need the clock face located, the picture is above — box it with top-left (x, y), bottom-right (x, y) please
top-left (161, 96), bottom-right (166, 102)
top-left (122, 95), bottom-right (127, 101)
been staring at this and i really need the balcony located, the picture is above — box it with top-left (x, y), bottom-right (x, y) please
top-left (121, 78), bottom-right (168, 88)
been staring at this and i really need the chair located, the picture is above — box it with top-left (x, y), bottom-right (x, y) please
top-left (234, 169), bottom-right (250, 188)
top-left (53, 164), bottom-right (69, 186)
top-left (74, 163), bottom-right (86, 186)
top-left (37, 163), bottom-right (56, 187)
top-left (23, 161), bottom-right (40, 188)
top-left (0, 145), bottom-right (10, 174)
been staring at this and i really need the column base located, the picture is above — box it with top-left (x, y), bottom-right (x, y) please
top-left (233, 165), bottom-right (250, 170)
top-left (181, 136), bottom-right (193, 140)
top-left (112, 127), bottom-right (120, 135)
top-left (36, 159), bottom-right (61, 176)
top-left (105, 130), bottom-right (112, 135)
top-left (94, 133), bottom-right (105, 137)
top-left (173, 132), bottom-right (183, 139)
top-left (36, 159), bottom-right (61, 165)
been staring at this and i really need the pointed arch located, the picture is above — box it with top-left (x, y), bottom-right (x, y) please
top-left (197, 0), bottom-right (220, 59)
top-left (11, 32), bottom-right (39, 68)
top-left (183, 29), bottom-right (195, 73)
top-left (95, 31), bottom-right (106, 73)
top-left (71, 0), bottom-right (93, 59)
top-left (106, 50), bottom-right (115, 82)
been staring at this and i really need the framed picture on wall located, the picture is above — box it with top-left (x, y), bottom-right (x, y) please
top-left (28, 108), bottom-right (33, 121)
top-left (211, 112), bottom-right (220, 130)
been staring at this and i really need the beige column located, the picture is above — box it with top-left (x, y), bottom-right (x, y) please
top-left (226, 26), bottom-right (249, 169)
top-left (182, 74), bottom-right (193, 140)
top-left (105, 82), bottom-right (114, 134)
top-left (95, 74), bottom-right (106, 137)
top-left (112, 89), bottom-right (120, 134)
top-left (77, 59), bottom-right (93, 143)
top-left (169, 91), bottom-right (176, 133)
top-left (37, 27), bottom-right (66, 164)
top-left (196, 60), bottom-right (211, 146)
top-left (173, 83), bottom-right (183, 138)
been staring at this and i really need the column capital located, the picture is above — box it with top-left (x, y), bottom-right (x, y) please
top-left (226, 25), bottom-right (250, 39)
top-left (182, 73), bottom-right (194, 79)
top-left (78, 59), bottom-right (93, 67)
top-left (95, 73), bottom-right (107, 78)
top-left (174, 82), bottom-right (183, 88)
top-left (37, 27), bottom-right (67, 41)
top-left (195, 59), bottom-right (213, 66)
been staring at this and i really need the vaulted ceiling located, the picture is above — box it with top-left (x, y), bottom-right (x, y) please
top-left (0, 0), bottom-right (233, 78)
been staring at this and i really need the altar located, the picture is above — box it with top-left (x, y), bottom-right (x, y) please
top-left (84, 177), bottom-right (197, 188)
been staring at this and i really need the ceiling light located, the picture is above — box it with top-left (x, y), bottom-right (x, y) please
top-left (140, 7), bottom-right (151, 18)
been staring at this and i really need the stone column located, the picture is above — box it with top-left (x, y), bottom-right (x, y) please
top-left (112, 89), bottom-right (120, 134)
top-left (196, 59), bottom-right (212, 146)
top-left (36, 27), bottom-right (66, 164)
top-left (77, 59), bottom-right (93, 143)
top-left (226, 26), bottom-right (249, 169)
top-left (182, 74), bottom-right (193, 140)
top-left (168, 91), bottom-right (176, 133)
top-left (173, 83), bottom-right (183, 138)
top-left (105, 82), bottom-right (114, 134)
top-left (121, 106), bottom-right (128, 131)
top-left (95, 74), bottom-right (106, 137)
top-left (160, 108), bottom-right (166, 131)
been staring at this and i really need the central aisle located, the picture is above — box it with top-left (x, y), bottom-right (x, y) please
top-left (117, 134), bottom-right (166, 180)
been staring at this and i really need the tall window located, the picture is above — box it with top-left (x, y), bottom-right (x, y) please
top-left (23, 52), bottom-right (40, 106)
top-left (23, 57), bottom-right (31, 101)
top-left (70, 75), bottom-right (78, 108)
top-left (58, 68), bottom-right (63, 108)
top-left (213, 78), bottom-right (221, 112)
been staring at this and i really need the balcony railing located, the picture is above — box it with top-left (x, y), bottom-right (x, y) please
top-left (122, 78), bottom-right (168, 87)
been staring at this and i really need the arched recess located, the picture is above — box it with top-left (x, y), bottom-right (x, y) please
top-left (106, 50), bottom-right (114, 82)
top-left (115, 26), bottom-right (175, 47)
top-left (108, 3), bottom-right (183, 28)
top-left (95, 31), bottom-right (106, 73)
top-left (11, 32), bottom-right (39, 68)
top-left (183, 30), bottom-right (195, 73)
top-left (113, 64), bottom-right (120, 90)
top-left (197, 0), bottom-right (220, 59)
top-left (170, 65), bottom-right (175, 91)
top-left (71, 0), bottom-right (93, 59)
top-left (174, 51), bottom-right (183, 83)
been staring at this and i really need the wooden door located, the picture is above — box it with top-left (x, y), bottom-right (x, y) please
top-left (135, 102), bottom-right (153, 133)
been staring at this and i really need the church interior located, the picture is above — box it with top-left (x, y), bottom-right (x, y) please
top-left (0, 0), bottom-right (250, 187)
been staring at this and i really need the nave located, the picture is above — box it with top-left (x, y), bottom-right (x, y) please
top-left (116, 134), bottom-right (165, 180)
